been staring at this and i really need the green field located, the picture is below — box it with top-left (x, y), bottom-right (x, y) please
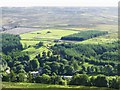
top-left (20, 29), bottom-right (78, 41)
top-left (20, 29), bottom-right (78, 59)
top-left (20, 29), bottom-right (78, 48)
top-left (2, 82), bottom-right (116, 90)
top-left (23, 46), bottom-right (49, 59)
top-left (78, 33), bottom-right (118, 44)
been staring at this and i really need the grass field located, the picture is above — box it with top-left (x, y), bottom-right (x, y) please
top-left (20, 29), bottom-right (78, 48)
top-left (20, 29), bottom-right (78, 40)
top-left (78, 33), bottom-right (118, 44)
top-left (20, 29), bottom-right (78, 59)
top-left (2, 82), bottom-right (117, 90)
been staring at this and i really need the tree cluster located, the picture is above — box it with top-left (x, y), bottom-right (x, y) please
top-left (61, 30), bottom-right (108, 41)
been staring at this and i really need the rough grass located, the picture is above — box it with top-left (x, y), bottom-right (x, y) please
top-left (94, 25), bottom-right (118, 33)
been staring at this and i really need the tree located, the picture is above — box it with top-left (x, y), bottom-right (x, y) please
top-left (47, 31), bottom-right (51, 33)
top-left (56, 55), bottom-right (61, 61)
top-left (2, 34), bottom-right (22, 54)
top-left (50, 75), bottom-right (63, 85)
top-left (10, 70), bottom-right (16, 82)
top-left (18, 73), bottom-right (27, 82)
top-left (94, 75), bottom-right (108, 87)
top-left (117, 64), bottom-right (120, 75)
top-left (28, 73), bottom-right (33, 83)
top-left (42, 51), bottom-right (47, 58)
top-left (35, 42), bottom-right (43, 48)
top-left (35, 74), bottom-right (51, 84)
top-left (16, 65), bottom-right (24, 72)
top-left (2, 74), bottom-right (10, 82)
top-left (109, 78), bottom-right (120, 89)
top-left (70, 74), bottom-right (89, 86)
top-left (51, 62), bottom-right (60, 74)
top-left (42, 74), bottom-right (51, 84)
top-left (90, 76), bottom-right (95, 86)
top-left (58, 63), bottom-right (65, 74)
top-left (34, 75), bottom-right (42, 83)
top-left (30, 59), bottom-right (40, 70)
top-left (64, 65), bottom-right (74, 75)
top-left (47, 51), bottom-right (52, 57)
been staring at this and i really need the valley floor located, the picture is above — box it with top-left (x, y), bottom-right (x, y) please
top-left (1, 82), bottom-right (117, 90)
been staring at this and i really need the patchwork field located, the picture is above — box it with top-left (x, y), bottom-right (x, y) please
top-left (20, 27), bottom-right (118, 59)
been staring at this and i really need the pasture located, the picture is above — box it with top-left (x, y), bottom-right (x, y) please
top-left (2, 82), bottom-right (116, 90)
top-left (20, 29), bottom-right (78, 47)
top-left (20, 29), bottom-right (77, 40)
top-left (20, 29), bottom-right (78, 59)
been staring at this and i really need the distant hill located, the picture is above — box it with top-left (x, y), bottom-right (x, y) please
top-left (1, 7), bottom-right (117, 30)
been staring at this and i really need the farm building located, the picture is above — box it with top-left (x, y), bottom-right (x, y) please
top-left (54, 39), bottom-right (62, 42)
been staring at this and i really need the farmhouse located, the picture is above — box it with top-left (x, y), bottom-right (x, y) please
top-left (62, 76), bottom-right (72, 79)
top-left (54, 39), bottom-right (62, 42)
top-left (30, 71), bottom-right (39, 78)
top-left (30, 67), bottom-right (43, 78)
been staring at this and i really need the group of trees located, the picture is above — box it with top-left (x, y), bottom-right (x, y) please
top-left (2, 34), bottom-right (23, 54)
top-left (70, 74), bottom-right (120, 89)
top-left (1, 51), bottom-right (30, 73)
top-left (1, 34), bottom-right (119, 76)
top-left (1, 33), bottom-right (120, 89)
top-left (51, 42), bottom-right (119, 75)
top-left (2, 73), bottom-right (120, 89)
top-left (2, 46), bottom-right (119, 80)
top-left (61, 30), bottom-right (108, 41)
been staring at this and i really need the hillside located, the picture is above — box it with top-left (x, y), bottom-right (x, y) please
top-left (1, 7), bottom-right (117, 34)
top-left (1, 7), bottom-right (119, 90)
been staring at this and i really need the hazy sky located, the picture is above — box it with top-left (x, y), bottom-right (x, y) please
top-left (0, 0), bottom-right (119, 7)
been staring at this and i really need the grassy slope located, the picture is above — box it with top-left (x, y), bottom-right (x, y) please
top-left (20, 29), bottom-right (78, 59)
top-left (77, 24), bottom-right (118, 44)
top-left (22, 46), bottom-right (49, 59)
top-left (78, 33), bottom-right (118, 44)
top-left (2, 82), bottom-right (116, 90)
